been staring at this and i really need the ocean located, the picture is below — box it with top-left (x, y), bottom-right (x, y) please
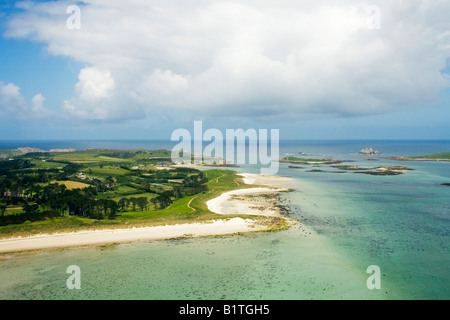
top-left (0, 140), bottom-right (449, 300)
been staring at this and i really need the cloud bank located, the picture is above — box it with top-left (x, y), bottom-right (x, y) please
top-left (3, 0), bottom-right (450, 122)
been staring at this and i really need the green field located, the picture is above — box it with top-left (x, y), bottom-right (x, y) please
top-left (86, 165), bottom-right (131, 177)
top-left (52, 152), bottom-right (127, 163)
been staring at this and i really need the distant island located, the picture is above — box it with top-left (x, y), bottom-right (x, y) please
top-left (359, 147), bottom-right (382, 155)
top-left (0, 147), bottom-right (76, 159)
top-left (386, 152), bottom-right (450, 162)
top-left (332, 164), bottom-right (411, 176)
top-left (279, 156), bottom-right (341, 165)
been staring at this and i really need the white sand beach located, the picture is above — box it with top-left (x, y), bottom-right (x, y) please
top-left (0, 218), bottom-right (263, 254)
top-left (207, 173), bottom-right (292, 217)
top-left (0, 172), bottom-right (295, 254)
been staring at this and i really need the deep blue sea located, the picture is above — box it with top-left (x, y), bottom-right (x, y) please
top-left (1, 139), bottom-right (449, 158)
top-left (0, 140), bottom-right (449, 300)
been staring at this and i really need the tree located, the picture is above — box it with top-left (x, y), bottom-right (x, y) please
top-left (118, 198), bottom-right (128, 212)
top-left (32, 184), bottom-right (42, 202)
top-left (136, 197), bottom-right (148, 211)
top-left (155, 191), bottom-right (173, 209)
top-left (172, 186), bottom-right (183, 199)
top-left (129, 197), bottom-right (137, 211)
top-left (0, 201), bottom-right (7, 217)
top-left (101, 199), bottom-right (118, 220)
top-left (150, 197), bottom-right (158, 210)
top-left (23, 201), bottom-right (39, 214)
top-left (140, 181), bottom-right (151, 192)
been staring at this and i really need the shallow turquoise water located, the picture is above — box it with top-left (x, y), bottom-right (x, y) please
top-left (0, 230), bottom-right (388, 300)
top-left (276, 159), bottom-right (450, 300)
top-left (0, 141), bottom-right (449, 300)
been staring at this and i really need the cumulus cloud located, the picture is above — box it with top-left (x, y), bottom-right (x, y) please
top-left (4, 0), bottom-right (450, 122)
top-left (60, 67), bottom-right (145, 121)
top-left (0, 82), bottom-right (51, 119)
top-left (0, 82), bottom-right (28, 116)
top-left (31, 93), bottom-right (52, 118)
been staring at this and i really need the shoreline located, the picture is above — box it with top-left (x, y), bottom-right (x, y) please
top-left (0, 172), bottom-right (297, 254)
top-left (0, 218), bottom-right (266, 254)
top-left (207, 173), bottom-right (292, 217)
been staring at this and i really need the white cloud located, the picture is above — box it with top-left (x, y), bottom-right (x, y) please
top-left (0, 82), bottom-right (51, 119)
top-left (4, 0), bottom-right (450, 122)
top-left (31, 93), bottom-right (52, 118)
top-left (62, 67), bottom-right (115, 120)
top-left (62, 67), bottom-right (145, 121)
top-left (75, 67), bottom-right (115, 101)
top-left (0, 82), bottom-right (27, 116)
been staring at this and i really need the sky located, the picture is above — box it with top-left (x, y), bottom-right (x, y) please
top-left (0, 0), bottom-right (449, 141)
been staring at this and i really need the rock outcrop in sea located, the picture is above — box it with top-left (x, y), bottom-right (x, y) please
top-left (359, 147), bottom-right (382, 155)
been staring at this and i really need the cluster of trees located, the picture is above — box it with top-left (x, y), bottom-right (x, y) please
top-left (0, 162), bottom-right (85, 200)
top-left (118, 197), bottom-right (149, 211)
top-left (0, 209), bottom-right (61, 227)
top-left (44, 188), bottom-right (118, 220)
top-left (117, 190), bottom-right (176, 212)
top-left (0, 159), bottom-right (34, 172)
top-left (0, 181), bottom-right (118, 223)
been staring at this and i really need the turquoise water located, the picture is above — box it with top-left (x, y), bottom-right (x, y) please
top-left (0, 140), bottom-right (449, 300)
top-left (0, 231), bottom-right (387, 300)
top-left (278, 161), bottom-right (450, 300)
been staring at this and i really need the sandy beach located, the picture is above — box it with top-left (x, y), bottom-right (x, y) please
top-left (0, 172), bottom-right (295, 254)
top-left (0, 218), bottom-right (264, 254)
top-left (207, 173), bottom-right (292, 217)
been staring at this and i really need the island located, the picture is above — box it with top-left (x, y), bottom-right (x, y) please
top-left (332, 164), bottom-right (411, 175)
top-left (279, 156), bottom-right (341, 165)
top-left (359, 148), bottom-right (382, 155)
top-left (0, 148), bottom-right (298, 253)
top-left (0, 147), bottom-right (76, 159)
top-left (386, 152), bottom-right (450, 162)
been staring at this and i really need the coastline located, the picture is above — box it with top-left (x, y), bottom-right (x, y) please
top-left (207, 173), bottom-right (292, 217)
top-left (0, 218), bottom-right (265, 254)
top-left (0, 172), bottom-right (298, 254)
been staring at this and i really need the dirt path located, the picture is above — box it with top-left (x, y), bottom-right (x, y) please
top-left (187, 196), bottom-right (198, 212)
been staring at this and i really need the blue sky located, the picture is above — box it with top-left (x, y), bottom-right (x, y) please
top-left (0, 0), bottom-right (449, 141)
